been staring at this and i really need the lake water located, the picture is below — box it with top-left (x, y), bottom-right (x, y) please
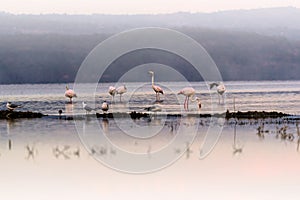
top-left (0, 81), bottom-right (300, 200)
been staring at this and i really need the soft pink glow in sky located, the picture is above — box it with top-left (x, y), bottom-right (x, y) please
top-left (0, 0), bottom-right (299, 14)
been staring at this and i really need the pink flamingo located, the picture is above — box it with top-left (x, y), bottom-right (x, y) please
top-left (108, 86), bottom-right (116, 101)
top-left (210, 82), bottom-right (226, 104)
top-left (65, 86), bottom-right (77, 103)
top-left (178, 87), bottom-right (201, 110)
top-left (148, 71), bottom-right (164, 101)
top-left (116, 85), bottom-right (127, 102)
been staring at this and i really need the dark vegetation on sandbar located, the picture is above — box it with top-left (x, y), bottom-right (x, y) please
top-left (96, 110), bottom-right (292, 120)
top-left (0, 110), bottom-right (295, 121)
top-left (0, 110), bottom-right (44, 119)
top-left (224, 111), bottom-right (291, 119)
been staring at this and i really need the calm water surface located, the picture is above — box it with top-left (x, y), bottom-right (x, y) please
top-left (1, 81), bottom-right (300, 114)
top-left (0, 81), bottom-right (300, 200)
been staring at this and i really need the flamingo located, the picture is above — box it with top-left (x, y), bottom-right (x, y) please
top-left (148, 71), bottom-right (164, 101)
top-left (65, 85), bottom-right (77, 103)
top-left (116, 85), bottom-right (127, 102)
top-left (82, 102), bottom-right (94, 114)
top-left (6, 102), bottom-right (21, 111)
top-left (101, 101), bottom-right (109, 112)
top-left (108, 86), bottom-right (116, 101)
top-left (178, 87), bottom-right (196, 110)
top-left (209, 82), bottom-right (226, 104)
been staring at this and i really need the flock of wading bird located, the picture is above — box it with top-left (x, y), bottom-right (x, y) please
top-left (5, 71), bottom-right (226, 115)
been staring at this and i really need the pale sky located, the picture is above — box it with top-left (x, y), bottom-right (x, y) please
top-left (0, 0), bottom-right (299, 14)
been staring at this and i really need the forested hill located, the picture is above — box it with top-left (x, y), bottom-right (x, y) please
top-left (1, 7), bottom-right (300, 40)
top-left (0, 8), bottom-right (300, 83)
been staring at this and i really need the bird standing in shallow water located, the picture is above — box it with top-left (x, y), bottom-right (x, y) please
top-left (101, 101), bottom-right (109, 113)
top-left (148, 71), bottom-right (164, 102)
top-left (82, 102), bottom-right (94, 114)
top-left (210, 82), bottom-right (226, 104)
top-left (178, 87), bottom-right (196, 110)
top-left (6, 102), bottom-right (21, 111)
top-left (65, 86), bottom-right (77, 103)
top-left (116, 85), bottom-right (127, 102)
top-left (108, 86), bottom-right (116, 101)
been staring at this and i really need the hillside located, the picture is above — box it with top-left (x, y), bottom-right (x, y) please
top-left (0, 8), bottom-right (300, 83)
top-left (0, 28), bottom-right (299, 83)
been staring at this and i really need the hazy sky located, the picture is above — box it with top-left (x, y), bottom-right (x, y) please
top-left (0, 0), bottom-right (299, 14)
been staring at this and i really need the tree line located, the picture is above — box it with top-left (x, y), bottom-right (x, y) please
top-left (0, 28), bottom-right (300, 84)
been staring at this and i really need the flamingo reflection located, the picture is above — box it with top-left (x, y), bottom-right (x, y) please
top-left (233, 123), bottom-right (243, 155)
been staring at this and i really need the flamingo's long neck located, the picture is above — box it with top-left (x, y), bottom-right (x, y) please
top-left (151, 74), bottom-right (154, 86)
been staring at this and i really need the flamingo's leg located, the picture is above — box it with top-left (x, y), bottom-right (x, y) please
top-left (186, 97), bottom-right (189, 110)
top-left (184, 97), bottom-right (188, 110)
